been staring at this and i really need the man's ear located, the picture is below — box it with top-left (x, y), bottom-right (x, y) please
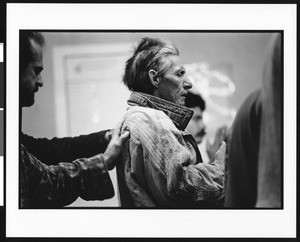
top-left (148, 69), bottom-right (160, 87)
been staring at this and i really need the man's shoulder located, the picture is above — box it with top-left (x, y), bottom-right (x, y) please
top-left (125, 106), bottom-right (164, 120)
top-left (123, 106), bottom-right (172, 130)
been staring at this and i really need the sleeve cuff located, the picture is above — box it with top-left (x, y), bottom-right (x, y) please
top-left (86, 154), bottom-right (109, 177)
top-left (81, 154), bottom-right (115, 200)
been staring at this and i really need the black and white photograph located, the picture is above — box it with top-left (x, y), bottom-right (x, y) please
top-left (20, 31), bottom-right (282, 209)
top-left (3, 2), bottom-right (297, 240)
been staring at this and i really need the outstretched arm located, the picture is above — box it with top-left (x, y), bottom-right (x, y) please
top-left (21, 120), bottom-right (130, 208)
top-left (21, 130), bottom-right (110, 165)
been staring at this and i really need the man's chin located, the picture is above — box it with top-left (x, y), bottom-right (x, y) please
top-left (21, 97), bottom-right (35, 107)
top-left (177, 99), bottom-right (186, 106)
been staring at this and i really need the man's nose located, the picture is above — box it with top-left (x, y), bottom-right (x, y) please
top-left (183, 76), bottom-right (193, 90)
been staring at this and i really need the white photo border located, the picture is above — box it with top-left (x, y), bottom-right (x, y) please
top-left (6, 3), bottom-right (297, 238)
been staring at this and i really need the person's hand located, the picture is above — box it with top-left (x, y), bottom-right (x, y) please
top-left (104, 129), bottom-right (113, 142)
top-left (102, 119), bottom-right (130, 170)
top-left (206, 126), bottom-right (228, 163)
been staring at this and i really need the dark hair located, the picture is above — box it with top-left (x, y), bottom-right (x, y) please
top-left (185, 91), bottom-right (206, 111)
top-left (20, 31), bottom-right (45, 75)
top-left (123, 37), bottom-right (179, 94)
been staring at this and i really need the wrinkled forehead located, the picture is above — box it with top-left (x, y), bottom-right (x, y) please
top-left (162, 55), bottom-right (184, 71)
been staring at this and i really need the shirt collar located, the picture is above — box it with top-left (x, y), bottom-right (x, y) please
top-left (127, 91), bottom-right (194, 131)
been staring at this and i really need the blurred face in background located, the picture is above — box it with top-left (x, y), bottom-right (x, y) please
top-left (20, 39), bottom-right (44, 107)
top-left (187, 106), bottom-right (206, 143)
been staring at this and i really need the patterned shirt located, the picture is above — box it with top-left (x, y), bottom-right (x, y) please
top-left (20, 143), bottom-right (114, 208)
top-left (117, 92), bottom-right (225, 208)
